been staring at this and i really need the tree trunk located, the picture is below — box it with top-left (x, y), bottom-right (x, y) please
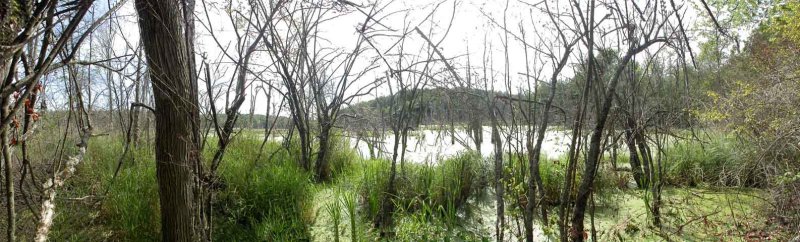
top-left (375, 127), bottom-right (403, 237)
top-left (131, 75), bottom-right (142, 147)
top-left (315, 124), bottom-right (332, 182)
top-left (290, 112), bottom-right (312, 171)
top-left (135, 0), bottom-right (199, 240)
top-left (1, 92), bottom-right (15, 242)
top-left (523, 135), bottom-right (537, 242)
top-left (35, 128), bottom-right (91, 242)
top-left (635, 128), bottom-right (653, 188)
top-left (624, 117), bottom-right (646, 188)
top-left (490, 111), bottom-right (504, 242)
top-left (470, 118), bottom-right (482, 155)
top-left (568, 39), bottom-right (663, 242)
top-left (524, 54), bottom-right (561, 241)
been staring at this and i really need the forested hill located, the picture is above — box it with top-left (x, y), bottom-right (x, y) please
top-left (340, 87), bottom-right (525, 126)
top-left (226, 88), bottom-right (512, 130)
top-left (226, 114), bottom-right (294, 130)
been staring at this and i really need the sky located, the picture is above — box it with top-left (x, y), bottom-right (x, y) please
top-left (57, 0), bottom-right (751, 115)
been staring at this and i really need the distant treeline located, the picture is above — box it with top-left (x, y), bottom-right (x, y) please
top-left (221, 114), bottom-right (294, 130)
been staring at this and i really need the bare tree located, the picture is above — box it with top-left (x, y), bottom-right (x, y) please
top-left (0, 0), bottom-right (129, 240)
top-left (568, 0), bottom-right (675, 240)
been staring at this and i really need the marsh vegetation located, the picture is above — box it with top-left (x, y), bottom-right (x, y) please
top-left (1, 0), bottom-right (799, 241)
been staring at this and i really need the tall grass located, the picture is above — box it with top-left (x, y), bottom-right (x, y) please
top-left (341, 191), bottom-right (359, 242)
top-left (50, 136), bottom-right (161, 241)
top-left (503, 153), bottom-right (620, 208)
top-left (326, 135), bottom-right (359, 180)
top-left (355, 152), bottom-right (488, 224)
top-left (51, 129), bottom-right (771, 241)
top-left (276, 131), bottom-right (357, 180)
top-left (324, 190), bottom-right (343, 242)
top-left (213, 139), bottom-right (313, 241)
top-left (100, 147), bottom-right (161, 241)
top-left (664, 134), bottom-right (766, 187)
top-left (52, 135), bottom-right (318, 241)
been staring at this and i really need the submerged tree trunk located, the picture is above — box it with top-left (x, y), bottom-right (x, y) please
top-left (135, 0), bottom-right (199, 240)
top-left (470, 118), bottom-right (483, 155)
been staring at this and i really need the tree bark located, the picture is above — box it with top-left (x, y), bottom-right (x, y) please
top-left (315, 124), bottom-right (332, 182)
top-left (375, 126), bottom-right (402, 237)
top-left (490, 109), bottom-right (504, 242)
top-left (1, 91), bottom-right (15, 242)
top-left (624, 117), bottom-right (646, 188)
top-left (135, 0), bottom-right (199, 240)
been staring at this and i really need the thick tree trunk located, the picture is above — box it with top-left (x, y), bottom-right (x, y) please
top-left (135, 0), bottom-right (199, 240)
top-left (315, 124), bottom-right (332, 182)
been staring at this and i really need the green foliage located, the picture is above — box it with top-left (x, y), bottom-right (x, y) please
top-left (765, 0), bottom-right (800, 44)
top-left (503, 153), bottom-right (620, 210)
top-left (324, 192), bottom-right (342, 242)
top-left (355, 152), bottom-right (488, 224)
top-left (52, 136), bottom-right (317, 241)
top-left (326, 134), bottom-right (358, 180)
top-left (664, 134), bottom-right (766, 187)
top-left (50, 130), bottom-right (783, 241)
top-left (50, 136), bottom-right (161, 241)
top-left (341, 191), bottom-right (359, 242)
top-left (213, 139), bottom-right (313, 241)
top-left (393, 210), bottom-right (489, 242)
top-left (99, 147), bottom-right (161, 241)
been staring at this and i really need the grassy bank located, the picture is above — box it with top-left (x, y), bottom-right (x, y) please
top-left (46, 131), bottom-right (783, 241)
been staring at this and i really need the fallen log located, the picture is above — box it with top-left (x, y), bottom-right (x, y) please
top-left (34, 128), bottom-right (91, 242)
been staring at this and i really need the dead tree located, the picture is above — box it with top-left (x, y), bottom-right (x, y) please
top-left (0, 0), bottom-right (125, 240)
top-left (568, 0), bottom-right (675, 240)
